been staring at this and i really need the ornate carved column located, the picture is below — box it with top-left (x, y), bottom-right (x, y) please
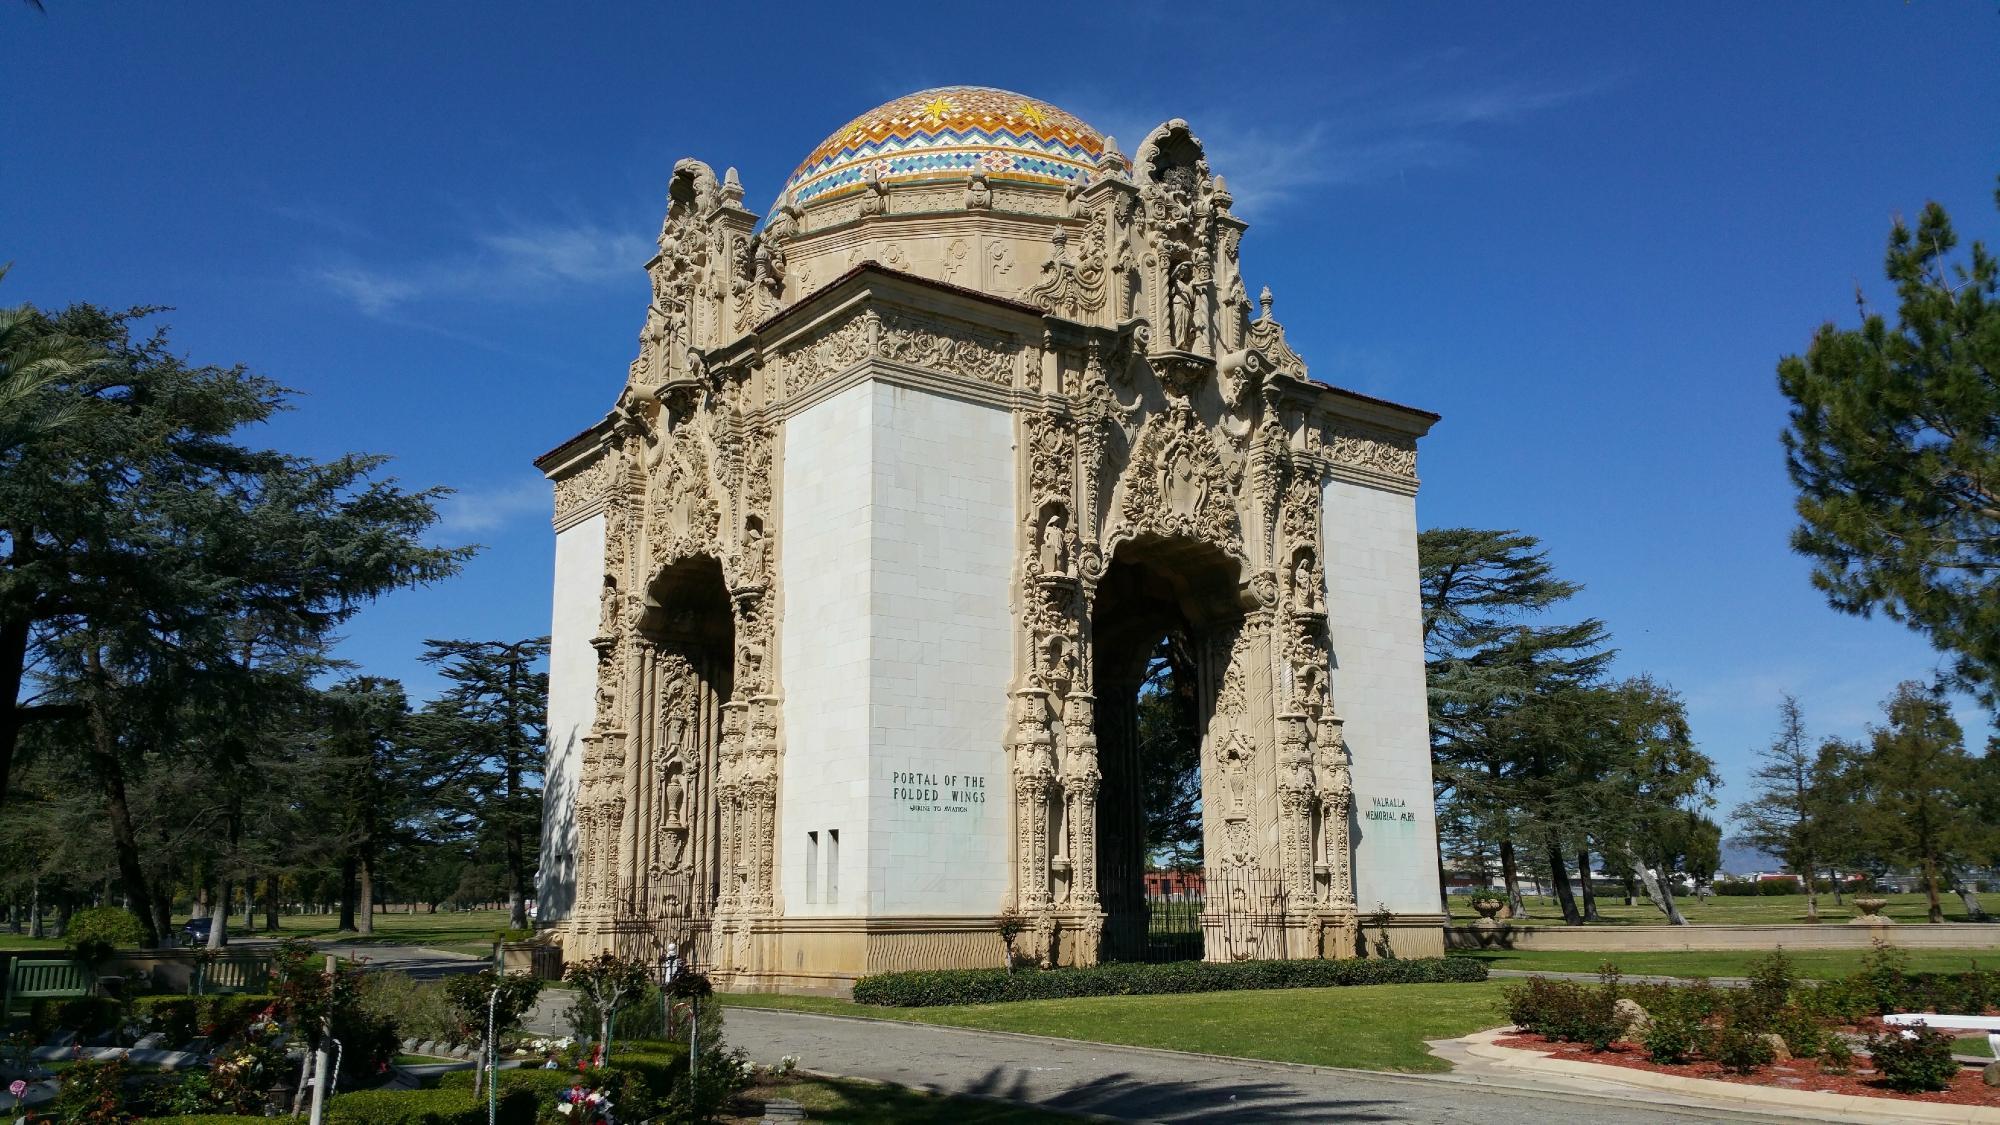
top-left (1059, 691), bottom-right (1103, 963)
top-left (742, 696), bottom-right (781, 913)
top-left (1009, 689), bottom-right (1057, 954)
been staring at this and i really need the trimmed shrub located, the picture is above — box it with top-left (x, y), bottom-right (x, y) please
top-left (437, 1064), bottom-right (593, 1098)
top-left (604, 1045), bottom-right (691, 1099)
top-left (130, 994), bottom-right (278, 1045)
top-left (31, 995), bottom-right (124, 1039)
top-left (66, 906), bottom-right (146, 953)
top-left (324, 1086), bottom-right (538, 1125)
top-left (1822, 1035), bottom-right (1855, 1073)
top-left (138, 1117), bottom-right (271, 1124)
top-left (359, 971), bottom-right (455, 1045)
top-left (854, 955), bottom-right (1485, 1007)
top-left (1866, 1023), bottom-right (1960, 1093)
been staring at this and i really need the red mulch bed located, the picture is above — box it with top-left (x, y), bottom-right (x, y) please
top-left (1496, 1032), bottom-right (2000, 1108)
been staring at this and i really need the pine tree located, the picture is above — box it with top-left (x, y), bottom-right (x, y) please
top-left (1, 303), bottom-right (469, 943)
top-left (1420, 528), bottom-right (1609, 919)
top-left (417, 638), bottom-right (550, 930)
top-left (1858, 682), bottom-right (1983, 923)
top-left (1779, 179), bottom-right (2000, 701)
top-left (1730, 695), bottom-right (1829, 921)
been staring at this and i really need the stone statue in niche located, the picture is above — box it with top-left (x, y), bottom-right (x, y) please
top-left (741, 518), bottom-right (770, 584)
top-left (661, 826), bottom-right (687, 873)
top-left (1042, 632), bottom-right (1078, 690)
top-left (1293, 553), bottom-right (1325, 613)
top-left (598, 575), bottom-right (620, 639)
top-left (663, 704), bottom-right (689, 765)
top-left (1166, 261), bottom-right (1197, 350)
top-left (663, 765), bottom-right (687, 828)
top-left (1296, 660), bottom-right (1329, 715)
top-left (1038, 511), bottom-right (1070, 577)
top-left (740, 641), bottom-right (767, 693)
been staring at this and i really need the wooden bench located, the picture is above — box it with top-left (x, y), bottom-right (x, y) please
top-left (3, 959), bottom-right (92, 1016)
top-left (1884, 1012), bottom-right (2000, 1057)
top-left (192, 957), bottom-right (271, 995)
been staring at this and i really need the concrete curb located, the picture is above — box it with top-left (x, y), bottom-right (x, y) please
top-left (1461, 1027), bottom-right (2000, 1124)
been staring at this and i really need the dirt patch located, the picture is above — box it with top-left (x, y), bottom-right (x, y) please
top-left (1495, 1032), bottom-right (2000, 1108)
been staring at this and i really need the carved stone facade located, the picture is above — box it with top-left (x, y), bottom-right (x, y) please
top-left (539, 86), bottom-right (1442, 989)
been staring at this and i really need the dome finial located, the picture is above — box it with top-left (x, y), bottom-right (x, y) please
top-left (1259, 286), bottom-right (1275, 321)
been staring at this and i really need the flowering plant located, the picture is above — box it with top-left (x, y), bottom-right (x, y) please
top-left (555, 1080), bottom-right (614, 1122)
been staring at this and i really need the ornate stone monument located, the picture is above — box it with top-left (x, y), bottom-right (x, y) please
top-left (537, 87), bottom-right (1443, 991)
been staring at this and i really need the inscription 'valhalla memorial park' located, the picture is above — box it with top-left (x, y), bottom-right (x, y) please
top-left (893, 770), bottom-right (987, 814)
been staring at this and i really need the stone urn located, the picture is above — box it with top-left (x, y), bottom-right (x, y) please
top-left (1471, 898), bottom-right (1506, 921)
top-left (1850, 896), bottom-right (1893, 925)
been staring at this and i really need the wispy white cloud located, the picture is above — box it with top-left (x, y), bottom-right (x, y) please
top-left (436, 478), bottom-right (551, 536)
top-left (1071, 70), bottom-right (1607, 219)
top-left (310, 219), bottom-right (652, 316)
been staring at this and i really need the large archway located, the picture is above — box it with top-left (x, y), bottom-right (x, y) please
top-left (1091, 536), bottom-right (1242, 961)
top-left (632, 553), bottom-right (734, 954)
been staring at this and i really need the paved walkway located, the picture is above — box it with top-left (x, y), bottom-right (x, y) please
top-left (721, 1007), bottom-right (1807, 1123)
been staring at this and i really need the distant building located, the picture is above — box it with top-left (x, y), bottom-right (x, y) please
top-left (1144, 870), bottom-right (1206, 898)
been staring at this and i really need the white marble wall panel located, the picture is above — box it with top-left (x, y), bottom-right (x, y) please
top-left (1321, 479), bottom-right (1442, 916)
top-left (864, 383), bottom-right (1015, 915)
top-left (539, 512), bottom-right (604, 924)
top-left (779, 383), bottom-right (877, 916)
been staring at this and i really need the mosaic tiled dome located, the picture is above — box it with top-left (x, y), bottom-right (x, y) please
top-left (783, 86), bottom-right (1115, 208)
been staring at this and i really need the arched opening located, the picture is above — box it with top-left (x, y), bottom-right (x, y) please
top-left (634, 553), bottom-right (734, 948)
top-left (1092, 536), bottom-right (1241, 961)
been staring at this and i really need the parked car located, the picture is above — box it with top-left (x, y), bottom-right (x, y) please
top-left (178, 917), bottom-right (211, 947)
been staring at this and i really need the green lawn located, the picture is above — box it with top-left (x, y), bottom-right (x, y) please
top-left (1457, 947), bottom-right (2000, 979)
top-left (723, 981), bottom-right (1510, 1073)
top-left (744, 1075), bottom-right (1080, 1123)
top-left (1448, 891), bottom-right (2000, 926)
top-left (1955, 1035), bottom-right (1995, 1059)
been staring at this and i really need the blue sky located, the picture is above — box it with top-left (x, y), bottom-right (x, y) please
top-left (6, 3), bottom-right (1998, 816)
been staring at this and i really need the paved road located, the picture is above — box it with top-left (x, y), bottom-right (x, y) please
top-left (723, 1007), bottom-right (1798, 1123)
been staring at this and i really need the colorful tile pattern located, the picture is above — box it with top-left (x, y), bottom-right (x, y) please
top-left (783, 86), bottom-right (1118, 207)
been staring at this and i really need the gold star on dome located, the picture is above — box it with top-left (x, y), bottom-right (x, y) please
top-left (1014, 101), bottom-right (1047, 126)
top-left (919, 96), bottom-right (956, 126)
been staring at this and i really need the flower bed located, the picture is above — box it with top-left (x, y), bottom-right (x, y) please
top-left (1499, 944), bottom-right (1995, 1107)
top-left (1496, 1031), bottom-right (2000, 1109)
